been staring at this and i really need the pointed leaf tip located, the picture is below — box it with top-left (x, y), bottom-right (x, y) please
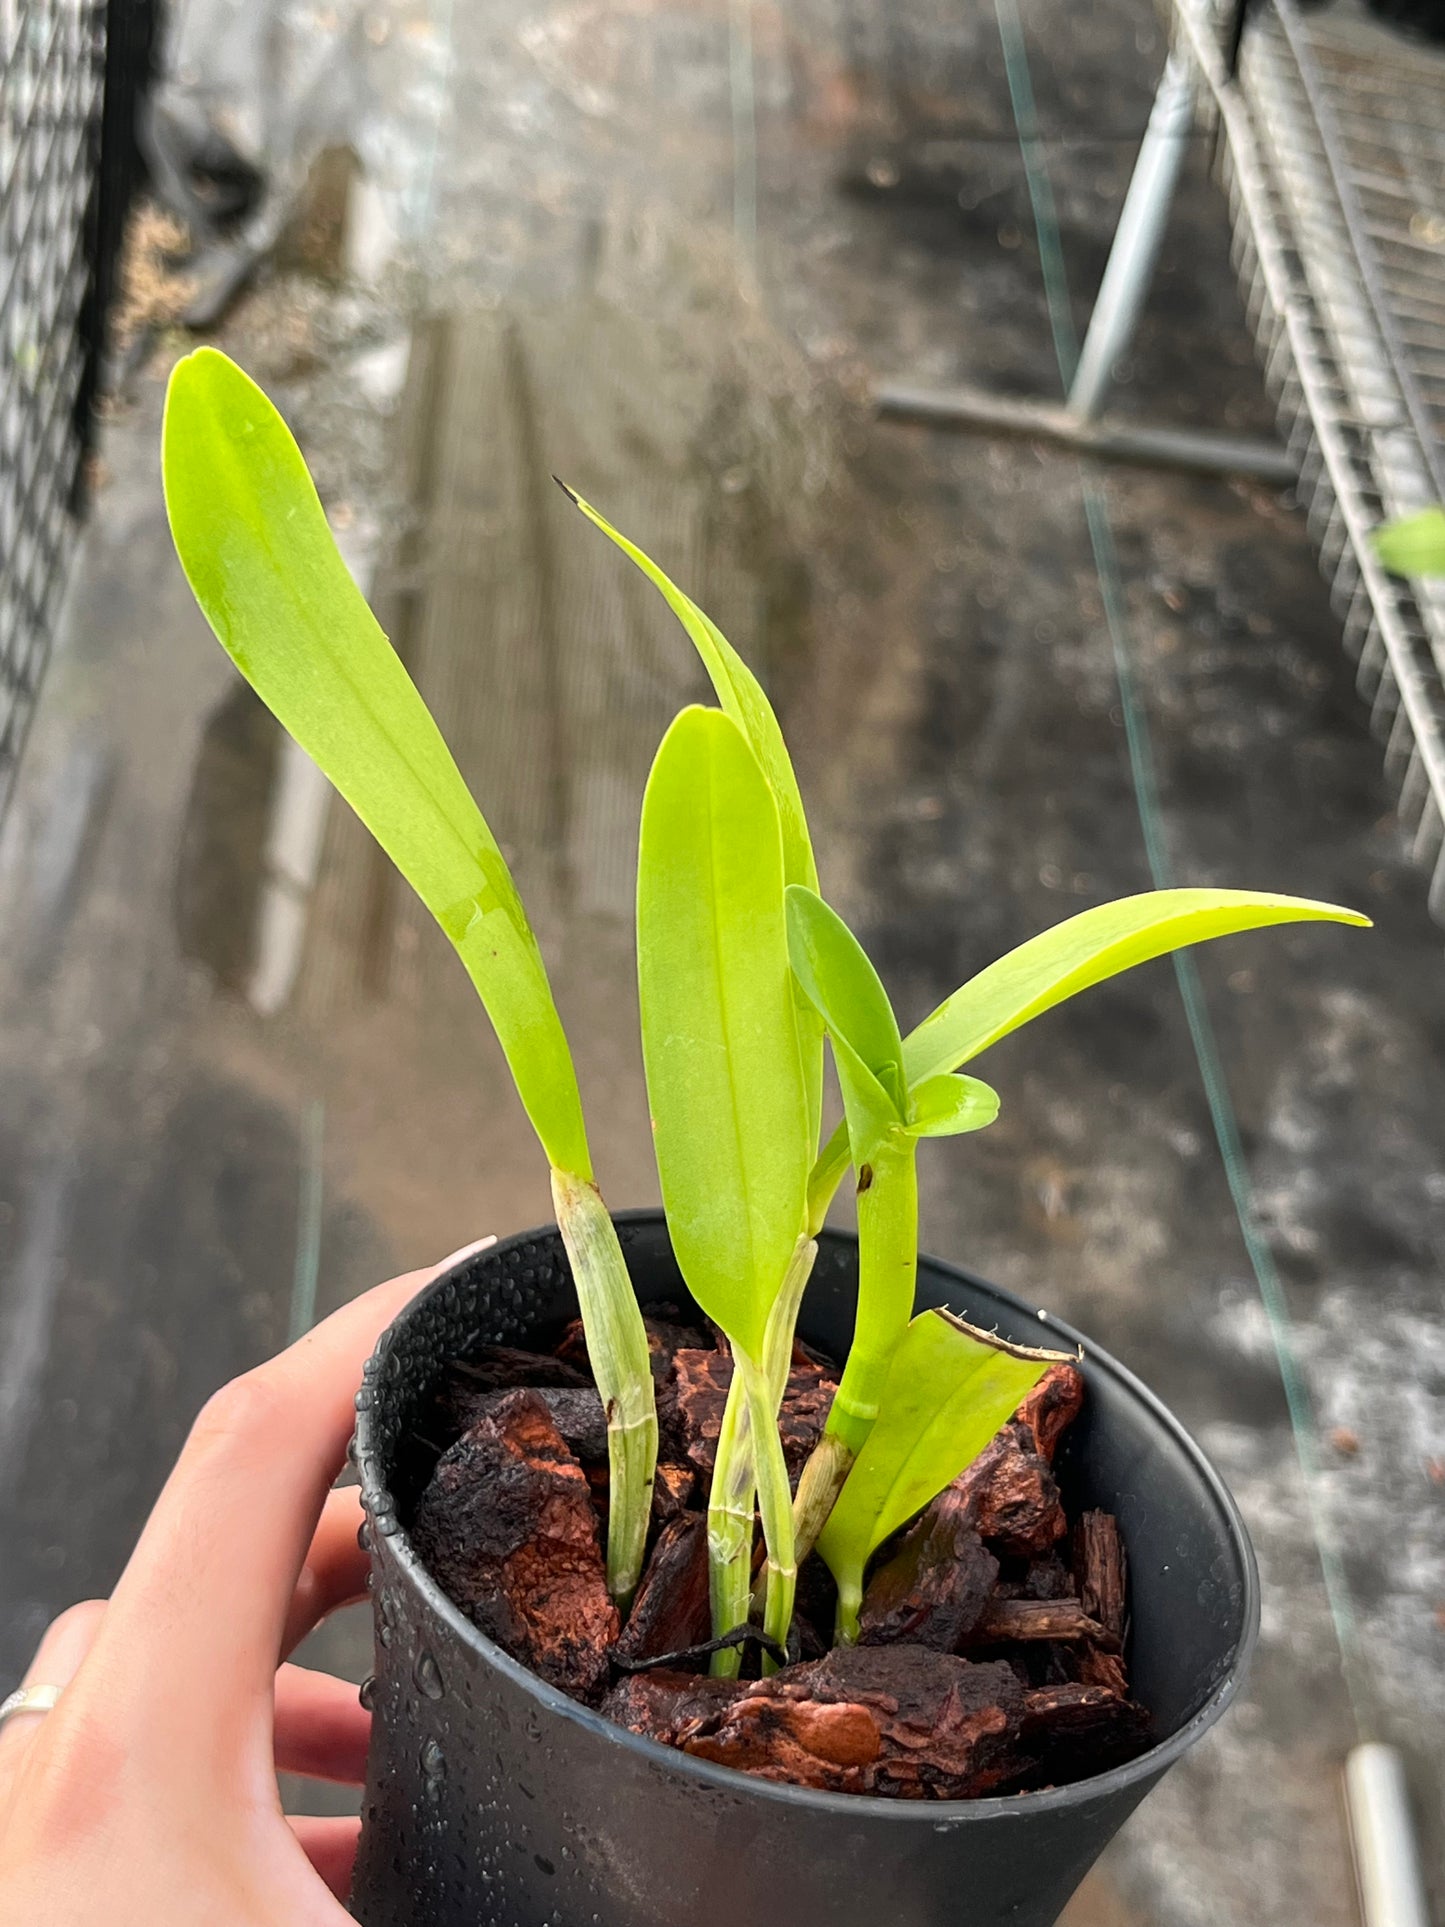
top-left (901, 888), bottom-right (1374, 1087)
top-left (575, 493), bottom-right (825, 1150)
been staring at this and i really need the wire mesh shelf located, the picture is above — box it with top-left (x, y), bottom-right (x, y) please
top-left (0, 0), bottom-right (105, 828)
top-left (1178, 0), bottom-right (1445, 920)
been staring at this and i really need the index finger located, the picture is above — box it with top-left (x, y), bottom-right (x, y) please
top-left (71, 1243), bottom-right (489, 1786)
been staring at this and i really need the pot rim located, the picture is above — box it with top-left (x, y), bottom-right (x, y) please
top-left (354, 1210), bottom-right (1261, 1824)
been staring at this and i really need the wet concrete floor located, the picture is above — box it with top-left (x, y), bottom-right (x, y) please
top-left (0, 1), bottom-right (1440, 1922)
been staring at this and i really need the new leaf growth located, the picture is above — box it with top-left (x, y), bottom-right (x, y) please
top-left (818, 1310), bottom-right (1067, 1643)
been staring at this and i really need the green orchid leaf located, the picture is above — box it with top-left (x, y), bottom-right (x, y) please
top-left (904, 1072), bottom-right (1001, 1139)
top-left (561, 483), bottom-right (825, 1148)
top-left (1372, 506), bottom-right (1445, 578)
top-left (785, 885), bottom-right (906, 1162)
top-left (163, 347), bottom-right (591, 1177)
top-left (818, 1309), bottom-right (1066, 1638)
top-left (561, 485), bottom-right (817, 894)
top-left (637, 705), bottom-right (811, 1358)
top-left (901, 888), bottom-right (1371, 1088)
top-left (785, 888), bottom-right (904, 1099)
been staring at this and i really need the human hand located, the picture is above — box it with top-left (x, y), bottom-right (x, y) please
top-left (0, 1242), bottom-right (492, 1924)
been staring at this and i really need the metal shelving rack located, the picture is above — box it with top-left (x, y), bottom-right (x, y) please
top-left (879, 0), bottom-right (1445, 927)
top-left (1184, 0), bottom-right (1445, 922)
top-left (0, 0), bottom-right (106, 828)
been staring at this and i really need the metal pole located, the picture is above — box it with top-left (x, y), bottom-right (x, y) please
top-left (1067, 51), bottom-right (1195, 421)
top-left (873, 378), bottom-right (1296, 484)
top-left (1344, 1745), bottom-right (1432, 1927)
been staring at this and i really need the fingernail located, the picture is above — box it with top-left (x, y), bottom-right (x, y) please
top-left (435, 1234), bottom-right (497, 1271)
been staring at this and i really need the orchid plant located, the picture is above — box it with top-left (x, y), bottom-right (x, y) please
top-left (164, 347), bottom-right (1368, 1670)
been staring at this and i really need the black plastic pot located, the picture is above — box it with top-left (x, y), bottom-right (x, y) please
top-left (350, 1213), bottom-right (1259, 1927)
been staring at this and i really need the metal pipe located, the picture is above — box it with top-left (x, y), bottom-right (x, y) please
top-left (873, 378), bottom-right (1296, 484)
top-left (1344, 1744), bottom-right (1431, 1927)
top-left (1067, 51), bottom-right (1196, 422)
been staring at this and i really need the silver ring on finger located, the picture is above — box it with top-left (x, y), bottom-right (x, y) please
top-left (0, 1684), bottom-right (62, 1730)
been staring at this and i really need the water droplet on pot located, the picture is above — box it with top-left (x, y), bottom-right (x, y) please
top-left (357, 1519), bottom-right (372, 1552)
top-left (420, 1736), bottom-right (447, 1804)
top-left (414, 1650), bottom-right (444, 1699)
top-left (359, 1673), bottom-right (378, 1711)
top-left (373, 1508), bottom-right (399, 1536)
top-left (377, 1587), bottom-right (398, 1647)
top-left (354, 1387), bottom-right (375, 1411)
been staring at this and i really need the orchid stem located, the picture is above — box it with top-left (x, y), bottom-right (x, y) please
top-left (708, 1235), bottom-right (817, 1671)
top-left (707, 1368), bottom-right (755, 1676)
top-left (789, 1135), bottom-right (918, 1564)
top-left (741, 1349), bottom-right (797, 1673)
top-left (551, 1169), bottom-right (658, 1607)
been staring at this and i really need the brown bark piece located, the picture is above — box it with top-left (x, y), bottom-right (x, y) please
top-left (600, 1669), bottom-right (747, 1744)
top-left (440, 1384), bottom-right (610, 1463)
top-left (410, 1389), bottom-right (618, 1701)
top-left (791, 1551), bottom-right (840, 1663)
top-left (777, 1355), bottom-right (840, 1477)
top-left (1072, 1510), bottom-right (1127, 1641)
top-left (1022, 1682), bottom-right (1145, 1734)
top-left (1076, 1646), bottom-right (1130, 1696)
top-left (952, 1423), bottom-right (1067, 1557)
top-left (858, 1488), bottom-right (999, 1651)
top-left (559, 1312), bottom-right (711, 1385)
top-left (667, 1348), bottom-right (731, 1475)
top-left (968, 1597), bottom-right (1114, 1646)
top-left (572, 1462), bottom-right (698, 1543)
top-left (942, 1363), bottom-right (1084, 1558)
top-left (613, 1514), bottom-right (712, 1665)
top-left (1071, 1509), bottom-right (1129, 1694)
top-left (431, 1348), bottom-right (591, 1446)
top-left (1016, 1551), bottom-right (1075, 1601)
top-left (666, 1348), bottom-right (839, 1480)
top-left (539, 1386), bottom-right (610, 1462)
top-left (683, 1646), bottom-right (1026, 1799)
top-left (682, 1691), bottom-right (880, 1791)
top-left (1015, 1362), bottom-right (1085, 1459)
top-left (1020, 1683), bottom-right (1150, 1782)
top-left (651, 1461), bottom-right (697, 1520)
